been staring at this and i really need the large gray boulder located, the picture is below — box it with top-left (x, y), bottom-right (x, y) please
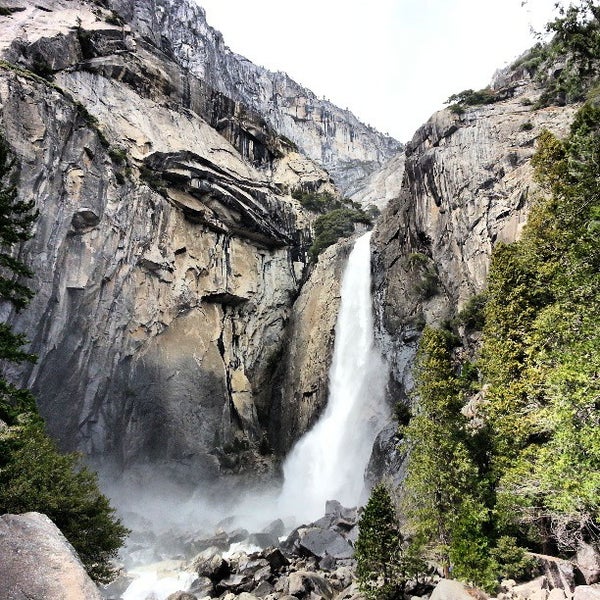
top-left (298, 527), bottom-right (354, 560)
top-left (0, 512), bottom-right (102, 600)
top-left (577, 543), bottom-right (600, 585)
top-left (430, 579), bottom-right (483, 600)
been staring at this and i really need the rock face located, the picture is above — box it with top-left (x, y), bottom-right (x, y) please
top-left (0, 512), bottom-right (102, 600)
top-left (104, 0), bottom-right (403, 194)
top-left (372, 73), bottom-right (578, 397)
top-left (0, 0), bottom-right (369, 481)
top-left (349, 152), bottom-right (406, 210)
top-left (270, 238), bottom-right (353, 455)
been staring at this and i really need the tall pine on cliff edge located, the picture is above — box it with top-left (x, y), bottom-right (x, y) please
top-left (0, 133), bottom-right (128, 583)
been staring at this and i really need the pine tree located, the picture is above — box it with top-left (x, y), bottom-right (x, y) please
top-left (0, 134), bottom-right (38, 423)
top-left (401, 327), bottom-right (497, 589)
top-left (355, 483), bottom-right (425, 600)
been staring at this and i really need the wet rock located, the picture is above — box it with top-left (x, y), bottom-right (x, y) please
top-left (216, 573), bottom-right (255, 594)
top-left (298, 528), bottom-right (354, 560)
top-left (188, 576), bottom-right (214, 597)
top-left (229, 528), bottom-right (250, 544)
top-left (190, 531), bottom-right (230, 554)
top-left (249, 532), bottom-right (280, 549)
top-left (264, 548), bottom-right (290, 571)
top-left (192, 547), bottom-right (230, 582)
top-left (263, 519), bottom-right (286, 538)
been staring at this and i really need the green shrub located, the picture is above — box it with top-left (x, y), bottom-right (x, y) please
top-left (0, 423), bottom-right (129, 583)
top-left (445, 88), bottom-right (500, 113)
top-left (292, 189), bottom-right (340, 213)
top-left (456, 293), bottom-right (488, 332)
top-left (309, 208), bottom-right (371, 259)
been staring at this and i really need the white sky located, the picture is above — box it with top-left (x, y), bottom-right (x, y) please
top-left (196, 0), bottom-right (561, 142)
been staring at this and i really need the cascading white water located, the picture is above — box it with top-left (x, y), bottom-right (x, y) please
top-left (277, 231), bottom-right (389, 524)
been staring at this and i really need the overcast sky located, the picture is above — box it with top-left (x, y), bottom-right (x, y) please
top-left (197, 0), bottom-right (561, 142)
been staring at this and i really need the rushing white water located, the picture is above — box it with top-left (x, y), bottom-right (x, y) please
top-left (277, 231), bottom-right (389, 524)
top-left (122, 563), bottom-right (196, 600)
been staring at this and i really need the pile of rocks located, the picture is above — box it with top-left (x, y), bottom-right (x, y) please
top-left (105, 501), bottom-right (362, 600)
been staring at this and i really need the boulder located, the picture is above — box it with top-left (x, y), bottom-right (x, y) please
top-left (189, 531), bottom-right (230, 554)
top-left (229, 528), bottom-right (250, 544)
top-left (298, 528), bottom-right (354, 560)
top-left (192, 547), bottom-right (230, 582)
top-left (578, 543), bottom-right (600, 585)
top-left (574, 586), bottom-right (600, 600)
top-left (263, 548), bottom-right (289, 571)
top-left (430, 579), bottom-right (485, 600)
top-left (167, 593), bottom-right (198, 600)
top-left (263, 519), bottom-right (286, 538)
top-left (286, 571), bottom-right (334, 600)
top-left (531, 554), bottom-right (576, 593)
top-left (0, 512), bottom-right (102, 600)
top-left (325, 500), bottom-right (345, 517)
top-left (513, 577), bottom-right (548, 600)
top-left (253, 580), bottom-right (275, 597)
top-left (249, 532), bottom-right (280, 549)
top-left (548, 589), bottom-right (567, 600)
top-left (188, 576), bottom-right (214, 597)
top-left (216, 573), bottom-right (254, 594)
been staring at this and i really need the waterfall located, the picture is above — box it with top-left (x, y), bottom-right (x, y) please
top-left (277, 231), bottom-right (389, 524)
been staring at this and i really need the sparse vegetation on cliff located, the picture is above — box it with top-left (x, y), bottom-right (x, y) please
top-left (292, 189), bottom-right (373, 259)
top-left (513, 0), bottom-right (600, 107)
top-left (309, 207), bottom-right (372, 259)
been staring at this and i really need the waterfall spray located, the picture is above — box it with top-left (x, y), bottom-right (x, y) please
top-left (277, 232), bottom-right (389, 523)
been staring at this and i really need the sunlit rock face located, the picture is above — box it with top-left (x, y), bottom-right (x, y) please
top-left (105, 0), bottom-right (403, 195)
top-left (0, 0), bottom-right (366, 483)
top-left (372, 72), bottom-right (578, 400)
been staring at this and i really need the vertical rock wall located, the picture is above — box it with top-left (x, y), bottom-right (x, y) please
top-left (372, 75), bottom-right (577, 398)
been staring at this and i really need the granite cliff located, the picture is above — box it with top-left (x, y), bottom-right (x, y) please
top-left (102, 0), bottom-right (402, 195)
top-left (0, 0), bottom-right (395, 483)
top-left (372, 67), bottom-right (578, 411)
